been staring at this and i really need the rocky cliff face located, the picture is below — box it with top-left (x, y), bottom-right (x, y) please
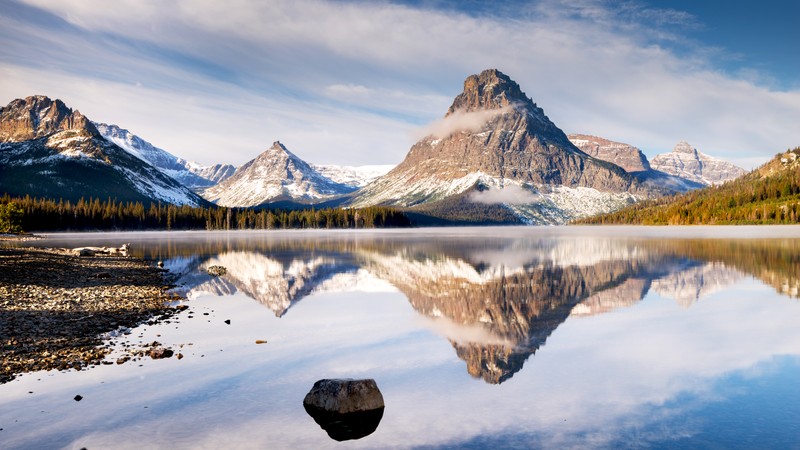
top-left (0, 96), bottom-right (96, 143)
top-left (201, 141), bottom-right (355, 207)
top-left (190, 163), bottom-right (236, 185)
top-left (352, 69), bottom-right (647, 224)
top-left (650, 141), bottom-right (746, 186)
top-left (568, 134), bottom-right (651, 173)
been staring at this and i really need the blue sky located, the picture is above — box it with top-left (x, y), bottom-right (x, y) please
top-left (1, 0), bottom-right (798, 169)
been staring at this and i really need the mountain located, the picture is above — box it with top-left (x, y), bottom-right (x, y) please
top-left (568, 134), bottom-right (650, 173)
top-left (576, 147), bottom-right (800, 225)
top-left (95, 123), bottom-right (235, 189)
top-left (568, 134), bottom-right (704, 193)
top-left (351, 69), bottom-right (652, 224)
top-left (201, 141), bottom-right (355, 207)
top-left (650, 141), bottom-right (746, 186)
top-left (312, 164), bottom-right (394, 188)
top-left (0, 96), bottom-right (206, 206)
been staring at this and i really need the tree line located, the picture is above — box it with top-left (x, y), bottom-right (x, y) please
top-left (575, 148), bottom-right (800, 225)
top-left (0, 194), bottom-right (412, 232)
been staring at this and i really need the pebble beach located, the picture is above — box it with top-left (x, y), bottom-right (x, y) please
top-left (0, 245), bottom-right (182, 383)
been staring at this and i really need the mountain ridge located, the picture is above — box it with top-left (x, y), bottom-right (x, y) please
top-left (95, 123), bottom-right (236, 189)
top-left (0, 95), bottom-right (207, 206)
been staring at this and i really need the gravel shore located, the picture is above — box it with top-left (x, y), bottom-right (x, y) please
top-left (0, 246), bottom-right (182, 383)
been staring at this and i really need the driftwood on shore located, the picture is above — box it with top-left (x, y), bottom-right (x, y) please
top-left (71, 243), bottom-right (130, 257)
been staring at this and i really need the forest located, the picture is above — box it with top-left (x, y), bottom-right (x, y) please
top-left (0, 194), bottom-right (412, 232)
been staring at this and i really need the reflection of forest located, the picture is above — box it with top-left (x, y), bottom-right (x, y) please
top-left (162, 235), bottom-right (799, 384)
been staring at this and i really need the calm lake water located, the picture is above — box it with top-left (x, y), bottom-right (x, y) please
top-left (2, 226), bottom-right (800, 449)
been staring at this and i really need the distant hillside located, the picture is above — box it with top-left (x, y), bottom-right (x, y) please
top-left (575, 148), bottom-right (800, 225)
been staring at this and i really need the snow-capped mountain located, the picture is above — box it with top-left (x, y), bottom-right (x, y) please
top-left (0, 96), bottom-right (206, 206)
top-left (201, 141), bottom-right (356, 207)
top-left (650, 141), bottom-right (746, 186)
top-left (95, 123), bottom-right (235, 189)
top-left (351, 69), bottom-right (655, 224)
top-left (312, 164), bottom-right (394, 188)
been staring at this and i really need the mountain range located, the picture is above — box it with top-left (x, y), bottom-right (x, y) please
top-left (577, 146), bottom-right (800, 225)
top-left (0, 70), bottom-right (750, 222)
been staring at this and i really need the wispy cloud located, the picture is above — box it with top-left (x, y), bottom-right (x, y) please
top-left (414, 105), bottom-right (515, 140)
top-left (470, 184), bottom-right (542, 205)
top-left (1, 0), bottom-right (798, 169)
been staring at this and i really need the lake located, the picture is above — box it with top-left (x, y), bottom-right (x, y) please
top-left (2, 226), bottom-right (800, 449)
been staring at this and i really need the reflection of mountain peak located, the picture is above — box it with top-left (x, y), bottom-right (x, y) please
top-left (186, 251), bottom-right (357, 316)
top-left (571, 278), bottom-right (651, 317)
top-left (371, 254), bottom-right (654, 383)
top-left (652, 262), bottom-right (742, 307)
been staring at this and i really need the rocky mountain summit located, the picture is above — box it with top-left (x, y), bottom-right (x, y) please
top-left (650, 141), bottom-right (746, 186)
top-left (568, 134), bottom-right (650, 173)
top-left (95, 123), bottom-right (235, 189)
top-left (0, 95), bottom-right (206, 205)
top-left (352, 69), bottom-right (648, 224)
top-left (0, 96), bottom-right (94, 142)
top-left (202, 141), bottom-right (355, 207)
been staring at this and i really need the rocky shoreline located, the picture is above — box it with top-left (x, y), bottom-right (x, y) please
top-left (0, 245), bottom-right (183, 383)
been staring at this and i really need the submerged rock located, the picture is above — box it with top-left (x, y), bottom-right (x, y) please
top-left (303, 378), bottom-right (385, 441)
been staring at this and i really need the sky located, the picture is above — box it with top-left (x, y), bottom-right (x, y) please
top-left (1, 0), bottom-right (798, 170)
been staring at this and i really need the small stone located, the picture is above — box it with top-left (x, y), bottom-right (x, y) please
top-left (148, 347), bottom-right (174, 359)
top-left (176, 353), bottom-right (184, 360)
top-left (224, 319), bottom-right (231, 325)
top-left (74, 394), bottom-right (83, 402)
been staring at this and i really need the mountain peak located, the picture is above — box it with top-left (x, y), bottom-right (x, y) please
top-left (673, 141), bottom-right (697, 155)
top-left (0, 95), bottom-right (97, 142)
top-left (448, 69), bottom-right (528, 113)
top-left (651, 141), bottom-right (746, 186)
top-left (202, 141), bottom-right (354, 207)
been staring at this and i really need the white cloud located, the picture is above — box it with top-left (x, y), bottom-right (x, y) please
top-left (414, 105), bottom-right (514, 140)
top-left (469, 184), bottom-right (542, 205)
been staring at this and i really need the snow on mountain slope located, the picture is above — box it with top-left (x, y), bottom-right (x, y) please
top-left (95, 123), bottom-right (235, 189)
top-left (201, 141), bottom-right (355, 207)
top-left (312, 164), bottom-right (394, 187)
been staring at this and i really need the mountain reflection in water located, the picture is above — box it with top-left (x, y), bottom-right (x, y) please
top-left (128, 233), bottom-right (800, 385)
